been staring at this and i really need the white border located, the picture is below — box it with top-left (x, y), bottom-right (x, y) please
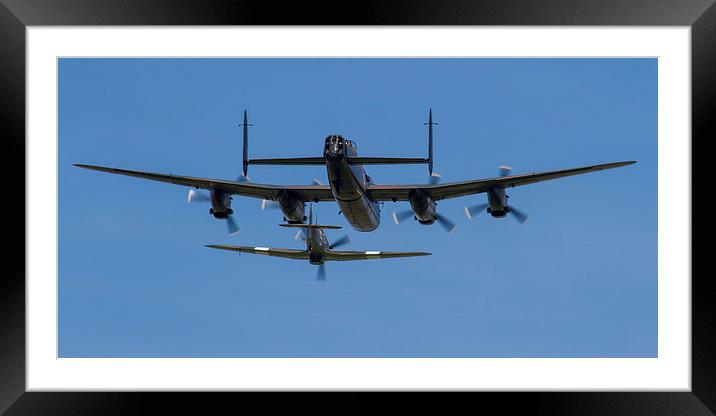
top-left (27, 27), bottom-right (690, 391)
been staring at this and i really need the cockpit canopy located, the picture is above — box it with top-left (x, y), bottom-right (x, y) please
top-left (324, 135), bottom-right (356, 148)
top-left (324, 135), bottom-right (357, 157)
top-left (325, 134), bottom-right (344, 144)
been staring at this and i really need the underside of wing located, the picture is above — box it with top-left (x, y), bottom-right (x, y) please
top-left (324, 250), bottom-right (431, 261)
top-left (74, 164), bottom-right (335, 202)
top-left (367, 181), bottom-right (494, 201)
top-left (367, 161), bottom-right (635, 201)
top-left (493, 161), bottom-right (636, 188)
top-left (205, 244), bottom-right (309, 260)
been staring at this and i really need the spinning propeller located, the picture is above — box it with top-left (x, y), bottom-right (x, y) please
top-left (225, 216), bottom-right (240, 235)
top-left (288, 204), bottom-right (353, 281)
top-left (314, 234), bottom-right (351, 281)
top-left (329, 235), bottom-right (351, 249)
top-left (392, 208), bottom-right (456, 233)
top-left (186, 173), bottom-right (247, 235)
top-left (506, 206), bottom-right (529, 224)
top-left (435, 214), bottom-right (457, 232)
top-left (261, 199), bottom-right (280, 210)
top-left (187, 188), bottom-right (210, 203)
top-left (304, 204), bottom-right (351, 281)
top-left (392, 210), bottom-right (414, 225)
top-left (464, 203), bottom-right (488, 220)
top-left (391, 172), bottom-right (455, 232)
top-left (428, 172), bottom-right (441, 185)
top-left (317, 264), bottom-right (327, 281)
top-left (464, 202), bottom-right (528, 224)
top-left (464, 165), bottom-right (529, 224)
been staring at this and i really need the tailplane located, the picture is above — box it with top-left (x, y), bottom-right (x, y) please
top-left (279, 205), bottom-right (341, 229)
top-left (280, 224), bottom-right (342, 230)
top-left (240, 109), bottom-right (435, 172)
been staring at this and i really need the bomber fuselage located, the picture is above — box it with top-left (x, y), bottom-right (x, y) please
top-left (323, 135), bottom-right (381, 232)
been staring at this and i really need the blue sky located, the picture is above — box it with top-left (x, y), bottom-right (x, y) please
top-left (58, 58), bottom-right (657, 357)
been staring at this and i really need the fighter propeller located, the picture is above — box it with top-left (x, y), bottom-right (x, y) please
top-left (329, 234), bottom-right (351, 249)
top-left (428, 172), bottom-right (441, 185)
top-left (313, 234), bottom-right (352, 281)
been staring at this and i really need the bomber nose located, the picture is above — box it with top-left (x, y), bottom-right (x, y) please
top-left (324, 135), bottom-right (344, 158)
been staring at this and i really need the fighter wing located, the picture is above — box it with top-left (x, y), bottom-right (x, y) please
top-left (205, 244), bottom-right (309, 260)
top-left (74, 164), bottom-right (335, 202)
top-left (367, 161), bottom-right (635, 201)
top-left (324, 250), bottom-right (431, 261)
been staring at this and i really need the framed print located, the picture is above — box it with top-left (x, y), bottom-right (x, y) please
top-left (1, 0), bottom-right (708, 414)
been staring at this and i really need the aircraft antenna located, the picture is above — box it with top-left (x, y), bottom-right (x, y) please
top-left (424, 108), bottom-right (437, 176)
top-left (239, 110), bottom-right (253, 177)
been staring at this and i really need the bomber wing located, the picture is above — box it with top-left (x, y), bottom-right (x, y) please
top-left (367, 161), bottom-right (636, 201)
top-left (324, 250), bottom-right (431, 261)
top-left (74, 164), bottom-right (335, 202)
top-left (205, 244), bottom-right (309, 260)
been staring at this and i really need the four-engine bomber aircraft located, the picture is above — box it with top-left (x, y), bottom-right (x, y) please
top-left (206, 206), bottom-right (431, 280)
top-left (75, 109), bottom-right (636, 232)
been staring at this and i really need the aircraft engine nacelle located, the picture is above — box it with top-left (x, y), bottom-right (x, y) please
top-left (277, 190), bottom-right (306, 223)
top-left (408, 189), bottom-right (437, 224)
top-left (210, 189), bottom-right (233, 218)
top-left (487, 187), bottom-right (508, 218)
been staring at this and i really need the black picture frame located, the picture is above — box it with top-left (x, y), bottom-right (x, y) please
top-left (0, 0), bottom-right (707, 414)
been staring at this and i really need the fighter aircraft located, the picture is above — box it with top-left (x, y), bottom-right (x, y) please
top-left (206, 206), bottom-right (431, 281)
top-left (75, 109), bottom-right (636, 233)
